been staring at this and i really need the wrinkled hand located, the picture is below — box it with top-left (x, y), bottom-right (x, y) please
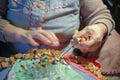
top-left (72, 23), bottom-right (107, 53)
top-left (4, 24), bottom-right (60, 47)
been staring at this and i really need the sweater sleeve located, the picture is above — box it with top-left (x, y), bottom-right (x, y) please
top-left (0, 0), bottom-right (10, 42)
top-left (80, 0), bottom-right (115, 35)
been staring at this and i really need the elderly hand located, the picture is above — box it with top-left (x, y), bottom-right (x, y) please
top-left (4, 24), bottom-right (60, 47)
top-left (72, 23), bottom-right (107, 53)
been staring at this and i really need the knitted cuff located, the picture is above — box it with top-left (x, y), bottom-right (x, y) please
top-left (0, 17), bottom-right (10, 42)
top-left (0, 29), bottom-right (6, 42)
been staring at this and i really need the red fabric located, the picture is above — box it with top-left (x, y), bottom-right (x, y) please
top-left (64, 54), bottom-right (101, 80)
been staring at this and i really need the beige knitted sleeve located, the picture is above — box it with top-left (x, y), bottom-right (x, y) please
top-left (80, 0), bottom-right (115, 35)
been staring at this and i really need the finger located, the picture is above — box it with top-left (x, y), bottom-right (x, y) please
top-left (73, 29), bottom-right (89, 39)
top-left (38, 30), bottom-right (60, 46)
top-left (49, 32), bottom-right (59, 41)
top-left (48, 32), bottom-right (60, 46)
top-left (26, 38), bottom-right (39, 47)
top-left (85, 36), bottom-right (101, 47)
top-left (18, 33), bottom-right (40, 47)
top-left (38, 30), bottom-right (56, 41)
top-left (33, 33), bottom-right (52, 46)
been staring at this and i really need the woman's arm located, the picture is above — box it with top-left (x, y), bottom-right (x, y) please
top-left (0, 0), bottom-right (59, 47)
top-left (80, 0), bottom-right (115, 35)
top-left (72, 0), bottom-right (115, 53)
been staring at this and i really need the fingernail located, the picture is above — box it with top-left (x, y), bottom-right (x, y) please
top-left (46, 40), bottom-right (51, 43)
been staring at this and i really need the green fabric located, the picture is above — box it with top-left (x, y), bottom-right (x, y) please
top-left (8, 59), bottom-right (86, 80)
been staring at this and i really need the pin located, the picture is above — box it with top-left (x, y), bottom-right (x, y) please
top-left (37, 3), bottom-right (42, 8)
top-left (70, 37), bottom-right (82, 46)
top-left (21, 64), bottom-right (27, 70)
